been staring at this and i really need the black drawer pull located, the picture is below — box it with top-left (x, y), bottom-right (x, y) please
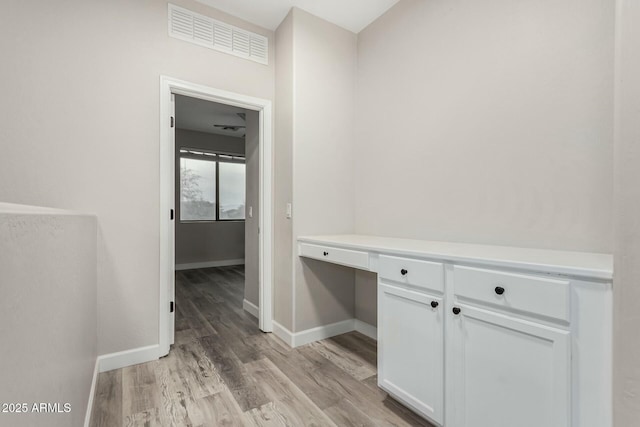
top-left (431, 301), bottom-right (439, 308)
top-left (400, 269), bottom-right (408, 276)
top-left (323, 251), bottom-right (329, 256)
top-left (495, 286), bottom-right (505, 295)
top-left (452, 307), bottom-right (461, 315)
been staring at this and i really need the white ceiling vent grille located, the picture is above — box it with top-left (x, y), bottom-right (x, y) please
top-left (168, 4), bottom-right (268, 65)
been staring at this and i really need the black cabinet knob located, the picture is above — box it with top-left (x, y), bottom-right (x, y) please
top-left (323, 251), bottom-right (329, 256)
top-left (431, 301), bottom-right (439, 308)
top-left (495, 286), bottom-right (505, 295)
top-left (452, 307), bottom-right (461, 315)
top-left (400, 269), bottom-right (408, 276)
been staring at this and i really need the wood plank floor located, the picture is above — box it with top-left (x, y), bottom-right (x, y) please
top-left (90, 266), bottom-right (434, 427)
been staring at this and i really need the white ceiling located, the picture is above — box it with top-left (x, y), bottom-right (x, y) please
top-left (193, 0), bottom-right (400, 33)
top-left (175, 95), bottom-right (247, 139)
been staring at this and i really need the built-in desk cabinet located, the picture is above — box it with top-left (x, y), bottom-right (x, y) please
top-left (449, 265), bottom-right (572, 427)
top-left (449, 304), bottom-right (570, 427)
top-left (378, 283), bottom-right (444, 423)
top-left (298, 235), bottom-right (612, 427)
top-left (377, 255), bottom-right (445, 423)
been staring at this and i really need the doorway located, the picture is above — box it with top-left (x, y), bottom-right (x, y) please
top-left (159, 76), bottom-right (273, 357)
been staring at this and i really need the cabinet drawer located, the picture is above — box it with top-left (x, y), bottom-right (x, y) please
top-left (379, 255), bottom-right (444, 293)
top-left (299, 243), bottom-right (369, 270)
top-left (454, 266), bottom-right (570, 322)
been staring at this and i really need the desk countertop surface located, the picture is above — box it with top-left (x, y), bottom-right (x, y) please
top-left (298, 234), bottom-right (613, 281)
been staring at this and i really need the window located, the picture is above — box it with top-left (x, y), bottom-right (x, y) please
top-left (180, 149), bottom-right (245, 221)
top-left (180, 157), bottom-right (216, 221)
top-left (219, 161), bottom-right (246, 220)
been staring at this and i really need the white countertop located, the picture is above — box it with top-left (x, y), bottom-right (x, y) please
top-left (298, 234), bottom-right (613, 280)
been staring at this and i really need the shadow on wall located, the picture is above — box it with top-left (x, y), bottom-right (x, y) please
top-left (298, 258), bottom-right (356, 331)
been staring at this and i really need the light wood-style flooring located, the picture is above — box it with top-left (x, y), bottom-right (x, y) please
top-left (90, 266), bottom-right (434, 426)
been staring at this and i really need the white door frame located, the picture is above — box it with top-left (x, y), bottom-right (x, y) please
top-left (159, 76), bottom-right (273, 357)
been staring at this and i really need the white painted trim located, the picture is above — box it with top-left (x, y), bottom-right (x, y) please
top-left (160, 76), bottom-right (274, 357)
top-left (258, 101), bottom-right (274, 334)
top-left (293, 319), bottom-right (354, 347)
top-left (272, 321), bottom-right (294, 347)
top-left (98, 345), bottom-right (160, 373)
top-left (83, 358), bottom-right (100, 427)
top-left (168, 92), bottom-right (176, 347)
top-left (354, 319), bottom-right (378, 340)
top-left (273, 319), bottom-right (377, 349)
top-left (176, 259), bottom-right (245, 271)
top-left (159, 79), bottom-right (174, 356)
top-left (243, 299), bottom-right (259, 318)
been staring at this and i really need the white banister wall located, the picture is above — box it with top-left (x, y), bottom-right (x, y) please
top-left (0, 203), bottom-right (97, 427)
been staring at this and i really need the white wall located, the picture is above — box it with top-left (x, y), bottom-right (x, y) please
top-left (354, 0), bottom-right (614, 253)
top-left (278, 1), bottom-right (616, 333)
top-left (274, 10), bottom-right (295, 330)
top-left (291, 9), bottom-right (358, 332)
top-left (275, 8), bottom-right (360, 332)
top-left (0, 0), bottom-right (274, 355)
top-left (613, 0), bottom-right (640, 423)
top-left (0, 203), bottom-right (97, 427)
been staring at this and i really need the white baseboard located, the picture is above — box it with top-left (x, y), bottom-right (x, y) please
top-left (354, 319), bottom-right (377, 340)
top-left (292, 319), bottom-right (355, 347)
top-left (272, 319), bottom-right (377, 348)
top-left (175, 259), bottom-right (245, 271)
top-left (83, 357), bottom-right (100, 427)
top-left (243, 299), bottom-right (259, 318)
top-left (98, 344), bottom-right (160, 373)
top-left (93, 319), bottom-right (375, 374)
top-left (272, 321), bottom-right (294, 347)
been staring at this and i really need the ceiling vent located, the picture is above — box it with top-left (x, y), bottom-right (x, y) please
top-left (168, 4), bottom-right (268, 65)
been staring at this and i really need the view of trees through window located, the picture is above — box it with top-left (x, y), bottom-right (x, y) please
top-left (180, 154), bottom-right (245, 221)
top-left (219, 162), bottom-right (246, 219)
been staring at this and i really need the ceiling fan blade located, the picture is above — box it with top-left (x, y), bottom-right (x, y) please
top-left (214, 124), bottom-right (246, 129)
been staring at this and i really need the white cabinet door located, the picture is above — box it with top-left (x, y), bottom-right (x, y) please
top-left (449, 304), bottom-right (571, 427)
top-left (378, 282), bottom-right (444, 425)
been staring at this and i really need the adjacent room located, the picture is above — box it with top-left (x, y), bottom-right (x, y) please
top-left (172, 93), bottom-right (263, 350)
